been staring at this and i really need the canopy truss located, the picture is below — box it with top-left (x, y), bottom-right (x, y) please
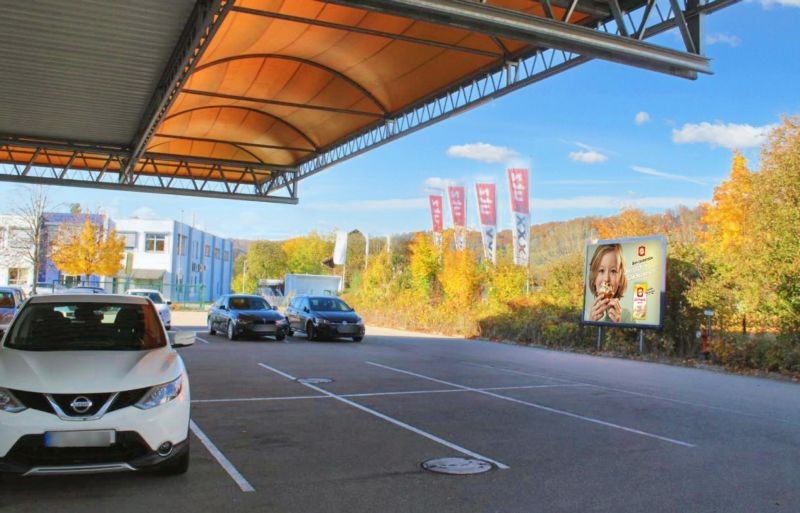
top-left (0, 0), bottom-right (739, 203)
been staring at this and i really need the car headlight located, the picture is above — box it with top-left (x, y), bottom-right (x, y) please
top-left (135, 376), bottom-right (183, 410)
top-left (0, 387), bottom-right (27, 413)
top-left (315, 317), bottom-right (329, 325)
top-left (355, 317), bottom-right (364, 326)
top-left (277, 318), bottom-right (288, 325)
top-left (237, 318), bottom-right (252, 326)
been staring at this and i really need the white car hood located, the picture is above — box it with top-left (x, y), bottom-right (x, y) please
top-left (0, 347), bottom-right (181, 393)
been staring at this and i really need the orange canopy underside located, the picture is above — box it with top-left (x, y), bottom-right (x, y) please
top-left (8, 0), bottom-right (595, 184)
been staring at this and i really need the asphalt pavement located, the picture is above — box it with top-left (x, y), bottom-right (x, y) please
top-left (2, 317), bottom-right (799, 513)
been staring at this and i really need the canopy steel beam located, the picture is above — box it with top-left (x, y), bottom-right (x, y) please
top-left (286, 0), bottom-right (736, 189)
top-left (0, 141), bottom-right (298, 204)
top-left (120, 0), bottom-right (233, 185)
top-left (326, 0), bottom-right (710, 78)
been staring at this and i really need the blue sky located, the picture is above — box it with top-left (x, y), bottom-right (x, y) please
top-left (2, 1), bottom-right (798, 241)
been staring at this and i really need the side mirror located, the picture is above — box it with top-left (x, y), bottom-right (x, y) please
top-left (166, 300), bottom-right (172, 306)
top-left (272, 305), bottom-right (278, 311)
top-left (303, 307), bottom-right (309, 313)
top-left (169, 331), bottom-right (195, 348)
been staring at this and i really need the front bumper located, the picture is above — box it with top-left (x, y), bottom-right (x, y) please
top-left (234, 322), bottom-right (287, 338)
top-left (0, 377), bottom-right (190, 474)
top-left (315, 323), bottom-right (365, 338)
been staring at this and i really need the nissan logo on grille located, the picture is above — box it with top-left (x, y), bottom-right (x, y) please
top-left (70, 396), bottom-right (93, 414)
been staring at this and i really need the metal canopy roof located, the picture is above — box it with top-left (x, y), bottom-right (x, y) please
top-left (0, 0), bottom-right (739, 204)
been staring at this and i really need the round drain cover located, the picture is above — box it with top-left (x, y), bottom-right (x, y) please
top-left (422, 457), bottom-right (493, 475)
top-left (296, 377), bottom-right (333, 384)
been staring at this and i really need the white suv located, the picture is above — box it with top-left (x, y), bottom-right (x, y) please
top-left (126, 289), bottom-right (172, 330)
top-left (0, 294), bottom-right (192, 476)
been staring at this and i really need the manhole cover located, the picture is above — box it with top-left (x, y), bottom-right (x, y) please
top-left (422, 457), bottom-right (493, 475)
top-left (296, 377), bottom-right (334, 384)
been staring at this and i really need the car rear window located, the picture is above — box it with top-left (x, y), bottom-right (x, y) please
top-left (0, 291), bottom-right (14, 308)
top-left (4, 302), bottom-right (167, 351)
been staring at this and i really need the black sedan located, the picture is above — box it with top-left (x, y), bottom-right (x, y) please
top-left (207, 294), bottom-right (288, 341)
top-left (285, 295), bottom-right (365, 342)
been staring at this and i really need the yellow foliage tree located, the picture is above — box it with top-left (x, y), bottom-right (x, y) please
top-left (408, 232), bottom-right (440, 298)
top-left (438, 247), bottom-right (482, 310)
top-left (51, 218), bottom-right (125, 280)
top-left (593, 208), bottom-right (657, 240)
top-left (698, 151), bottom-right (753, 256)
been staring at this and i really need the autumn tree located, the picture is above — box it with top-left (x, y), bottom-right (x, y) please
top-left (407, 232), bottom-right (440, 298)
top-left (281, 232), bottom-right (333, 275)
top-left (750, 117), bottom-right (800, 334)
top-left (592, 208), bottom-right (658, 240)
top-left (51, 217), bottom-right (124, 281)
top-left (438, 247), bottom-right (482, 310)
top-left (9, 186), bottom-right (52, 293)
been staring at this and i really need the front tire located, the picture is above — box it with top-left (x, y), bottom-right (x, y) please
top-left (207, 318), bottom-right (215, 335)
top-left (227, 321), bottom-right (237, 341)
top-left (352, 336), bottom-right (363, 342)
top-left (306, 322), bottom-right (316, 341)
top-left (275, 331), bottom-right (286, 341)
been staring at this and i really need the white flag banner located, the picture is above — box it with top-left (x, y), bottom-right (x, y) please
top-left (333, 230), bottom-right (348, 265)
top-left (475, 183), bottom-right (497, 265)
top-left (507, 168), bottom-right (530, 267)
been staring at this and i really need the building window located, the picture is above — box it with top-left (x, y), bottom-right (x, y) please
top-left (144, 233), bottom-right (166, 253)
top-left (8, 227), bottom-right (29, 249)
top-left (204, 244), bottom-right (210, 257)
top-left (193, 241), bottom-right (199, 259)
top-left (214, 248), bottom-right (220, 259)
top-left (8, 268), bottom-right (24, 285)
top-left (177, 234), bottom-right (187, 256)
top-left (119, 232), bottom-right (137, 251)
top-left (223, 250), bottom-right (230, 262)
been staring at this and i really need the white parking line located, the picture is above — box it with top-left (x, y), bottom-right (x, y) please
top-left (191, 384), bottom-right (589, 404)
top-left (190, 419), bottom-right (255, 492)
top-left (466, 362), bottom-right (800, 428)
top-left (367, 362), bottom-right (696, 448)
top-left (194, 335), bottom-right (211, 344)
top-left (257, 362), bottom-right (510, 470)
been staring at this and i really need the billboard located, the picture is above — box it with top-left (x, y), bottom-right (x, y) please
top-left (581, 236), bottom-right (667, 329)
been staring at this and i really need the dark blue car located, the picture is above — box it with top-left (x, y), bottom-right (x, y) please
top-left (207, 294), bottom-right (288, 341)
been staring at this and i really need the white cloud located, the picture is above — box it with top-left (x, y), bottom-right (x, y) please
top-left (762, 0), bottom-right (800, 7)
top-left (672, 121), bottom-right (776, 149)
top-left (631, 165), bottom-right (706, 185)
top-left (706, 33), bottom-right (741, 46)
top-left (308, 198), bottom-right (427, 212)
top-left (568, 150), bottom-right (608, 164)
top-left (635, 112), bottom-right (651, 125)
top-left (424, 177), bottom-right (451, 191)
top-left (532, 196), bottom-right (704, 210)
top-left (446, 142), bottom-right (519, 163)
top-left (130, 206), bottom-right (159, 219)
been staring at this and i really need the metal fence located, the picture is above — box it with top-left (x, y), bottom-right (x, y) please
top-left (34, 279), bottom-right (211, 310)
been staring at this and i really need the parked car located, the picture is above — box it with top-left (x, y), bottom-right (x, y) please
top-left (61, 286), bottom-right (107, 294)
top-left (0, 287), bottom-right (24, 334)
top-left (285, 295), bottom-right (365, 342)
top-left (207, 294), bottom-right (288, 341)
top-left (0, 294), bottom-right (193, 476)
top-left (126, 289), bottom-right (172, 330)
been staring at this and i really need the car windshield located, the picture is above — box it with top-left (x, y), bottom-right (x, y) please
top-left (309, 298), bottom-right (352, 312)
top-left (131, 291), bottom-right (164, 304)
top-left (0, 291), bottom-right (14, 308)
top-left (229, 297), bottom-right (270, 310)
top-left (4, 301), bottom-right (167, 351)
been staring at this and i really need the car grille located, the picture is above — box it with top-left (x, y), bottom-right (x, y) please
top-left (6, 432), bottom-right (150, 466)
top-left (10, 387), bottom-right (150, 416)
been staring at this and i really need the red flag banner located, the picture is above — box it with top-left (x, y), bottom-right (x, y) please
top-left (475, 183), bottom-right (496, 225)
top-left (507, 168), bottom-right (529, 214)
top-left (447, 186), bottom-right (466, 227)
top-left (429, 195), bottom-right (444, 233)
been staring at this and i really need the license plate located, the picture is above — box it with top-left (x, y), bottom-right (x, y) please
top-left (253, 325), bottom-right (276, 333)
top-left (337, 325), bottom-right (357, 334)
top-left (44, 430), bottom-right (116, 448)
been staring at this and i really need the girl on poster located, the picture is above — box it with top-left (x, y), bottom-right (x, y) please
top-left (587, 244), bottom-right (632, 323)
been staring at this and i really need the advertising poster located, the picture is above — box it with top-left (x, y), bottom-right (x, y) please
top-left (507, 168), bottom-right (530, 266)
top-left (475, 182), bottom-right (497, 264)
top-left (581, 236), bottom-right (667, 329)
top-left (447, 185), bottom-right (467, 251)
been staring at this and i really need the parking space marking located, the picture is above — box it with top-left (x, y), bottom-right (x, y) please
top-left (189, 419), bottom-right (255, 492)
top-left (194, 335), bottom-right (211, 344)
top-left (367, 362), bottom-right (696, 448)
top-left (192, 384), bottom-right (589, 404)
top-left (258, 362), bottom-right (510, 470)
top-left (466, 362), bottom-right (800, 428)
